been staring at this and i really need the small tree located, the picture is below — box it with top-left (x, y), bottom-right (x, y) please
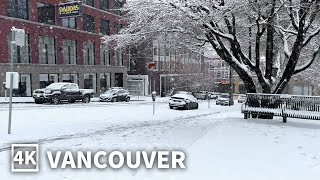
top-left (105, 0), bottom-right (320, 94)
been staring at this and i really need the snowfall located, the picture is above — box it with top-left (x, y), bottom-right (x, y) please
top-left (0, 96), bottom-right (320, 180)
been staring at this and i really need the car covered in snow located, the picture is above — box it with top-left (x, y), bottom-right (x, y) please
top-left (209, 92), bottom-right (221, 99)
top-left (238, 94), bottom-right (246, 103)
top-left (192, 91), bottom-right (208, 100)
top-left (169, 93), bottom-right (199, 110)
top-left (216, 94), bottom-right (231, 106)
top-left (99, 88), bottom-right (131, 102)
top-left (33, 83), bottom-right (94, 104)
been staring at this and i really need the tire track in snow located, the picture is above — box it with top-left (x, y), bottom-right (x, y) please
top-left (0, 111), bottom-right (225, 153)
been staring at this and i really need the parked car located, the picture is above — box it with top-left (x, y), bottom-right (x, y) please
top-left (100, 88), bottom-right (131, 102)
top-left (216, 94), bottom-right (231, 106)
top-left (238, 94), bottom-right (246, 103)
top-left (169, 93), bottom-right (199, 110)
top-left (33, 83), bottom-right (94, 104)
top-left (209, 92), bottom-right (221, 99)
top-left (192, 91), bottom-right (208, 100)
top-left (175, 91), bottom-right (193, 95)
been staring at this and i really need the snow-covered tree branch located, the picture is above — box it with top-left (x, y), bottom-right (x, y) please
top-left (104, 0), bottom-right (320, 94)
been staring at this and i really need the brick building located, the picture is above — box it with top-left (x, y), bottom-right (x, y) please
top-left (0, 0), bottom-right (128, 97)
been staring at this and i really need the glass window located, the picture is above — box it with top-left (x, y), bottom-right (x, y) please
top-left (38, 36), bottom-right (56, 64)
top-left (13, 74), bottom-right (32, 97)
top-left (63, 39), bottom-right (77, 64)
top-left (83, 42), bottom-right (95, 65)
top-left (100, 0), bottom-right (109, 11)
top-left (83, 14), bottom-right (95, 33)
top-left (84, 73), bottom-right (97, 92)
top-left (100, 73), bottom-right (111, 92)
top-left (8, 32), bottom-right (30, 63)
top-left (7, 0), bottom-right (29, 20)
top-left (70, 84), bottom-right (78, 90)
top-left (37, 2), bottom-right (55, 25)
top-left (114, 48), bottom-right (123, 66)
top-left (39, 74), bottom-right (58, 88)
top-left (114, 23), bottom-right (122, 34)
top-left (114, 0), bottom-right (123, 15)
top-left (100, 19), bottom-right (110, 35)
top-left (84, 0), bottom-right (94, 6)
top-left (115, 73), bottom-right (123, 87)
top-left (100, 44), bottom-right (110, 65)
top-left (62, 17), bottom-right (76, 29)
top-left (62, 74), bottom-right (78, 84)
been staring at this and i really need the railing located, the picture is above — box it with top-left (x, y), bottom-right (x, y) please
top-left (242, 93), bottom-right (320, 122)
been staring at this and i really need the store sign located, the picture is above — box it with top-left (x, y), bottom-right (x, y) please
top-left (58, 1), bottom-right (82, 18)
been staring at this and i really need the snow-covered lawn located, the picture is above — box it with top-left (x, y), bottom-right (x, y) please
top-left (0, 99), bottom-right (319, 179)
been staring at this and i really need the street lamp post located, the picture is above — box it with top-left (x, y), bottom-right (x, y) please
top-left (229, 65), bottom-right (234, 106)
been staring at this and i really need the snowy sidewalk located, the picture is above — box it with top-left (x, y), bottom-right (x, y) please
top-left (136, 116), bottom-right (320, 180)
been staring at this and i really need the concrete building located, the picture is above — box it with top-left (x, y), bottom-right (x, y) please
top-left (0, 0), bottom-right (128, 97)
top-left (128, 40), bottom-right (206, 96)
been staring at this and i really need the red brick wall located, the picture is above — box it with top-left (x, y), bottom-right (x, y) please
top-left (0, 0), bottom-right (127, 66)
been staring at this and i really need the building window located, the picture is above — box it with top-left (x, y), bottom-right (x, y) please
top-left (84, 73), bottom-right (97, 92)
top-left (8, 32), bottom-right (30, 63)
top-left (100, 44), bottom-right (110, 65)
top-left (38, 36), bottom-right (56, 64)
top-left (115, 73), bottom-right (123, 87)
top-left (100, 73), bottom-right (111, 92)
top-left (62, 74), bottom-right (78, 84)
top-left (63, 39), bottom-right (77, 64)
top-left (114, 0), bottom-right (123, 15)
top-left (100, 19), bottom-right (110, 35)
top-left (114, 23), bottom-right (122, 34)
top-left (13, 74), bottom-right (32, 97)
top-left (84, 0), bottom-right (94, 6)
top-left (83, 42), bottom-right (95, 65)
top-left (7, 0), bottom-right (29, 19)
top-left (62, 17), bottom-right (76, 29)
top-left (83, 14), bottom-right (95, 32)
top-left (37, 2), bottom-right (55, 25)
top-left (39, 74), bottom-right (58, 88)
top-left (100, 0), bottom-right (109, 11)
top-left (114, 48), bottom-right (123, 66)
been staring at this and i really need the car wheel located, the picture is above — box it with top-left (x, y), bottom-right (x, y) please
top-left (112, 97), bottom-right (117, 102)
top-left (195, 103), bottom-right (199, 109)
top-left (82, 95), bottom-right (90, 103)
top-left (35, 99), bottom-right (43, 104)
top-left (169, 105), bottom-right (173, 109)
top-left (51, 95), bottom-right (60, 105)
top-left (185, 103), bottom-right (191, 110)
top-left (126, 97), bottom-right (130, 102)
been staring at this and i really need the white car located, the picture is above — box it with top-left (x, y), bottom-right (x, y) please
top-left (216, 94), bottom-right (230, 106)
top-left (238, 94), bottom-right (246, 103)
top-left (169, 94), bottom-right (199, 110)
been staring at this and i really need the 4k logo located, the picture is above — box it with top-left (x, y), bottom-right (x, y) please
top-left (11, 144), bottom-right (39, 172)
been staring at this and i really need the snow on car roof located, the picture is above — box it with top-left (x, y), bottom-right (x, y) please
top-left (172, 93), bottom-right (195, 100)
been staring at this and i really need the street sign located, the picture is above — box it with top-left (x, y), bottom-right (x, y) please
top-left (58, 1), bottom-right (82, 18)
top-left (147, 62), bottom-right (156, 70)
top-left (6, 72), bottom-right (19, 89)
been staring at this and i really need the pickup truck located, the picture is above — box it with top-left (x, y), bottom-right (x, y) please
top-left (32, 82), bottom-right (94, 104)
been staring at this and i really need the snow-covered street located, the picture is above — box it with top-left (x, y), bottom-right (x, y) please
top-left (0, 99), bottom-right (320, 179)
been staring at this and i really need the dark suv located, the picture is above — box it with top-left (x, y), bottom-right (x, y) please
top-left (99, 88), bottom-right (131, 102)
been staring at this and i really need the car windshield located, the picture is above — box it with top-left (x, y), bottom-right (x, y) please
top-left (104, 90), bottom-right (118, 94)
top-left (46, 83), bottom-right (67, 89)
top-left (220, 95), bottom-right (229, 98)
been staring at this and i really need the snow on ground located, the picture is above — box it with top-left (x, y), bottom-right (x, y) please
top-left (0, 99), bottom-right (320, 179)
